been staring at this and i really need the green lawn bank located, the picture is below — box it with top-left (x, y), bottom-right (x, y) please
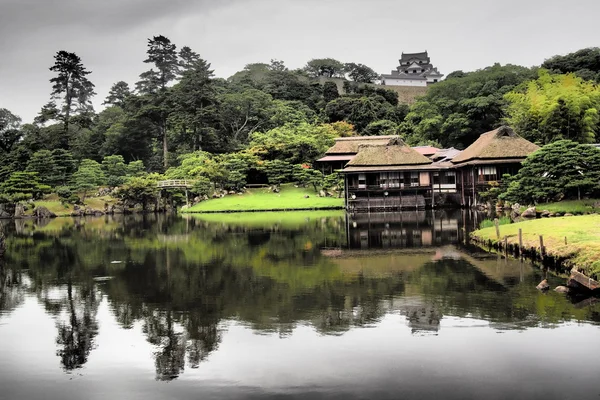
top-left (471, 215), bottom-right (600, 281)
top-left (182, 185), bottom-right (344, 213)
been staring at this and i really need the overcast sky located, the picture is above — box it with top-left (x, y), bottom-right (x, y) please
top-left (1, 0), bottom-right (599, 123)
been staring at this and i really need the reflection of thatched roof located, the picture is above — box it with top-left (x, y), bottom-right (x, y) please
top-left (452, 126), bottom-right (540, 164)
top-left (346, 138), bottom-right (433, 167)
top-left (325, 136), bottom-right (398, 154)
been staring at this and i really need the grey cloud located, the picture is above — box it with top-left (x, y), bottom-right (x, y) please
top-left (0, 0), bottom-right (236, 38)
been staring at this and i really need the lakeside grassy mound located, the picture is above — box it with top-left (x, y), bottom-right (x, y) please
top-left (26, 195), bottom-right (118, 217)
top-left (520, 199), bottom-right (600, 215)
top-left (472, 215), bottom-right (600, 280)
top-left (182, 185), bottom-right (344, 213)
top-left (189, 210), bottom-right (344, 228)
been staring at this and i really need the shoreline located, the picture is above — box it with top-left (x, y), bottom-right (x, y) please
top-left (470, 215), bottom-right (600, 290)
top-left (181, 206), bottom-right (345, 214)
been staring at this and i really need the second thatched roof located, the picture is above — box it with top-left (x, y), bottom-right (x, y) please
top-left (346, 137), bottom-right (433, 167)
top-left (452, 126), bottom-right (540, 164)
top-left (325, 135), bottom-right (399, 154)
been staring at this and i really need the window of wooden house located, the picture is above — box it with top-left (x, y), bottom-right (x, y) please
top-left (433, 171), bottom-right (456, 185)
top-left (379, 172), bottom-right (387, 188)
top-left (388, 172), bottom-right (400, 188)
top-left (478, 166), bottom-right (497, 182)
top-left (410, 172), bottom-right (419, 187)
top-left (446, 171), bottom-right (456, 185)
top-left (358, 173), bottom-right (366, 189)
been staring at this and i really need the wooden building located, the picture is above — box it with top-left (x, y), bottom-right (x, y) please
top-left (337, 126), bottom-right (539, 211)
top-left (342, 137), bottom-right (444, 211)
top-left (451, 126), bottom-right (540, 206)
top-left (316, 136), bottom-right (397, 174)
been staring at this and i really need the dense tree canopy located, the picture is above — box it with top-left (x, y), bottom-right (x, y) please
top-left (504, 70), bottom-right (600, 144)
top-left (1, 39), bottom-right (598, 208)
top-left (542, 47), bottom-right (600, 83)
top-left (501, 140), bottom-right (600, 204)
top-left (401, 64), bottom-right (536, 148)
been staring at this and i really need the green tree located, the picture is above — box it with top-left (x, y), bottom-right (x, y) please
top-left (191, 176), bottom-right (212, 197)
top-left (304, 58), bottom-right (345, 78)
top-left (292, 164), bottom-right (323, 191)
top-left (0, 108), bottom-right (22, 153)
top-left (26, 150), bottom-right (59, 187)
top-left (402, 64), bottom-right (535, 148)
top-left (139, 35), bottom-right (179, 168)
top-left (0, 171), bottom-right (50, 202)
top-left (170, 54), bottom-right (218, 152)
top-left (102, 155), bottom-right (129, 187)
top-left (325, 95), bottom-right (398, 132)
top-left (323, 81), bottom-right (340, 103)
top-left (323, 172), bottom-right (344, 197)
top-left (249, 123), bottom-right (337, 164)
top-left (542, 47), bottom-right (600, 83)
top-left (51, 149), bottom-right (76, 186)
top-left (72, 159), bottom-right (106, 201)
top-left (344, 63), bottom-right (379, 83)
top-left (501, 140), bottom-right (600, 203)
top-left (45, 51), bottom-right (96, 136)
top-left (262, 160), bottom-right (291, 187)
top-left (103, 81), bottom-right (131, 107)
top-left (218, 89), bottom-right (275, 147)
top-left (363, 120), bottom-right (399, 136)
top-left (504, 70), bottom-right (600, 144)
top-left (127, 160), bottom-right (146, 177)
top-left (117, 175), bottom-right (160, 211)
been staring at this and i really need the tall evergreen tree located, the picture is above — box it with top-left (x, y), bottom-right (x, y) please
top-left (171, 54), bottom-right (218, 152)
top-left (103, 81), bottom-right (131, 108)
top-left (138, 35), bottom-right (179, 168)
top-left (46, 51), bottom-right (96, 137)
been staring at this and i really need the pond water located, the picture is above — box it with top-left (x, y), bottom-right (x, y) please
top-left (1, 211), bottom-right (599, 400)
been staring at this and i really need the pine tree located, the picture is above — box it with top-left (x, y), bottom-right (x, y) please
top-left (47, 51), bottom-right (96, 137)
top-left (137, 35), bottom-right (179, 168)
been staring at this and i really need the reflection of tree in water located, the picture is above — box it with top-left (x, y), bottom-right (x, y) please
top-left (55, 280), bottom-right (99, 371)
top-left (4, 214), bottom-right (600, 380)
top-left (144, 309), bottom-right (186, 381)
top-left (0, 262), bottom-right (25, 317)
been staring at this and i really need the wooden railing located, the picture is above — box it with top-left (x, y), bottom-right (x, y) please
top-left (157, 180), bottom-right (195, 188)
top-left (348, 184), bottom-right (425, 190)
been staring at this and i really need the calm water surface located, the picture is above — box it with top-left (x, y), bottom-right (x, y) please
top-left (1, 211), bottom-right (599, 400)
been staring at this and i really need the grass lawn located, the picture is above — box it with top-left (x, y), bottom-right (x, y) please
top-left (189, 210), bottom-right (345, 228)
top-left (472, 215), bottom-right (600, 280)
top-left (183, 184), bottom-right (344, 213)
top-left (521, 199), bottom-right (600, 215)
top-left (26, 195), bottom-right (119, 217)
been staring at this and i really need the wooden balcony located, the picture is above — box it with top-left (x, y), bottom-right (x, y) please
top-left (348, 184), bottom-right (428, 191)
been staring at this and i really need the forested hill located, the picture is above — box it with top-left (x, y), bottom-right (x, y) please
top-left (0, 36), bottom-right (599, 198)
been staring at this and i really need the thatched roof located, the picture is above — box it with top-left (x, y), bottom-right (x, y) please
top-left (451, 126), bottom-right (540, 164)
top-left (325, 135), bottom-right (398, 154)
top-left (346, 137), bottom-right (433, 167)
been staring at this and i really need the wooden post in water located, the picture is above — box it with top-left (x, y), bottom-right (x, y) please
top-left (539, 235), bottom-right (545, 260)
top-left (504, 236), bottom-right (508, 256)
top-left (518, 228), bottom-right (523, 258)
top-left (494, 218), bottom-right (500, 239)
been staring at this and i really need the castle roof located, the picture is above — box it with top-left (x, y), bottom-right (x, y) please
top-left (451, 126), bottom-right (540, 165)
top-left (400, 51), bottom-right (430, 63)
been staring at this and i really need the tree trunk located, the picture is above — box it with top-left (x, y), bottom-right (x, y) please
top-left (162, 118), bottom-right (168, 169)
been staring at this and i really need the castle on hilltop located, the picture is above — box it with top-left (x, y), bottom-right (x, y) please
top-left (381, 51), bottom-right (443, 87)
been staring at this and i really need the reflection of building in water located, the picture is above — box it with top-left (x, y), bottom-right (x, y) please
top-left (402, 304), bottom-right (442, 335)
top-left (346, 210), bottom-right (464, 250)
